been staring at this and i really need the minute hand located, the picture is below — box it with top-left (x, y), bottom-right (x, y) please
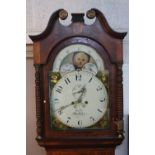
top-left (55, 102), bottom-right (74, 112)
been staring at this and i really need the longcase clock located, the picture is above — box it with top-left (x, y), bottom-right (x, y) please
top-left (29, 9), bottom-right (127, 155)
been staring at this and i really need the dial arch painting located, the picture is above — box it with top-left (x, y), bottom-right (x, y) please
top-left (52, 44), bottom-right (105, 76)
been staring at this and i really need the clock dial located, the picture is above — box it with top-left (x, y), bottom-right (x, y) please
top-left (52, 44), bottom-right (104, 72)
top-left (51, 71), bottom-right (108, 128)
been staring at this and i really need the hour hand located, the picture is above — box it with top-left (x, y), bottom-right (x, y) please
top-left (73, 86), bottom-right (86, 94)
top-left (76, 89), bottom-right (84, 94)
top-left (77, 87), bottom-right (86, 103)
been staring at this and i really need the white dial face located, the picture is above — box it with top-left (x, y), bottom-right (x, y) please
top-left (83, 63), bottom-right (98, 75)
top-left (51, 71), bottom-right (108, 128)
top-left (52, 44), bottom-right (104, 72)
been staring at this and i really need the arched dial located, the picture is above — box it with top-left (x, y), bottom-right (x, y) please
top-left (51, 71), bottom-right (108, 128)
top-left (52, 44), bottom-right (104, 72)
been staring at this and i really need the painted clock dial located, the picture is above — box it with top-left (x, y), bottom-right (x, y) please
top-left (50, 71), bottom-right (108, 128)
top-left (49, 43), bottom-right (110, 129)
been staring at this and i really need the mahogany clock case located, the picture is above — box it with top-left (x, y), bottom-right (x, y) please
top-left (29, 9), bottom-right (127, 150)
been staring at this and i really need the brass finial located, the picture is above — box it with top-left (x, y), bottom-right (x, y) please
top-left (86, 9), bottom-right (96, 19)
top-left (59, 9), bottom-right (68, 20)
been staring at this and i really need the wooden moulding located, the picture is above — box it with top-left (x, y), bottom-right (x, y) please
top-left (34, 64), bottom-right (44, 141)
